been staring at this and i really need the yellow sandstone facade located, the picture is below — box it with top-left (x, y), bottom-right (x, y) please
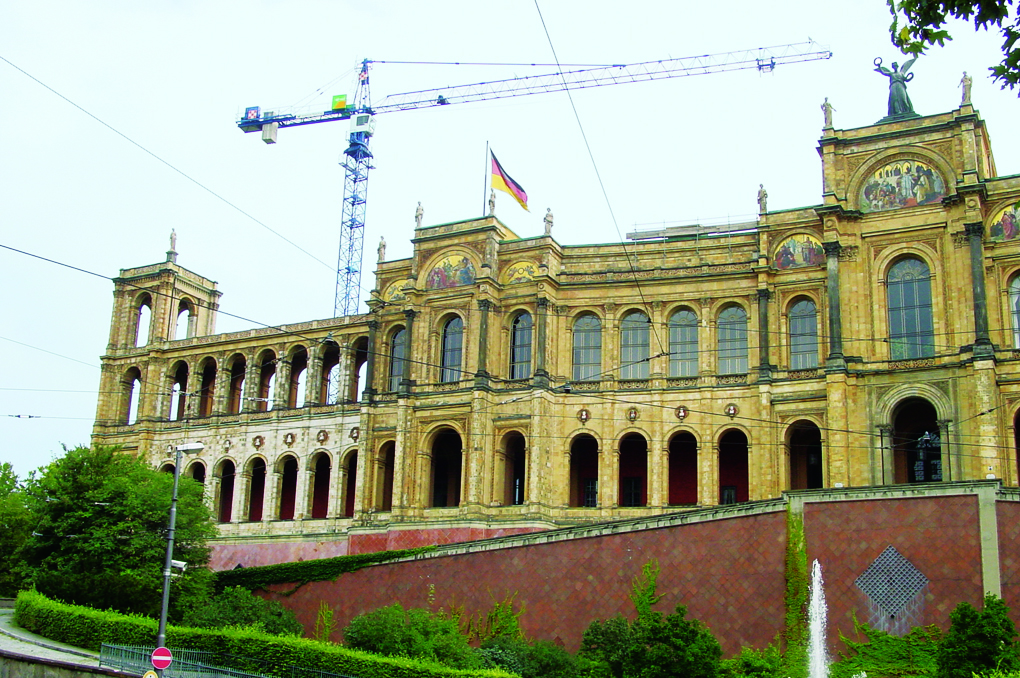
top-left (92, 102), bottom-right (1020, 564)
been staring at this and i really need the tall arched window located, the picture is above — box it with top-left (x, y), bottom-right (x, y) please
top-left (134, 295), bottom-right (152, 348)
top-left (620, 311), bottom-right (650, 379)
top-left (718, 306), bottom-right (748, 374)
top-left (441, 316), bottom-right (464, 383)
top-left (887, 258), bottom-right (934, 360)
top-left (789, 299), bottom-right (819, 370)
top-left (1010, 275), bottom-right (1020, 348)
top-left (509, 312), bottom-right (533, 380)
top-left (668, 308), bottom-right (698, 377)
top-left (389, 327), bottom-right (407, 392)
top-left (572, 314), bottom-right (602, 382)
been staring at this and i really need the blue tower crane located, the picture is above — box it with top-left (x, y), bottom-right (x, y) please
top-left (238, 42), bottom-right (832, 317)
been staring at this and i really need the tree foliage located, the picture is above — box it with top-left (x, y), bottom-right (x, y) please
top-left (888, 0), bottom-right (1020, 90)
top-left (580, 559), bottom-right (722, 678)
top-left (936, 594), bottom-right (1019, 678)
top-left (180, 586), bottom-right (302, 636)
top-left (342, 602), bottom-right (481, 669)
top-left (0, 462), bottom-right (32, 596)
top-left (19, 445), bottom-right (215, 619)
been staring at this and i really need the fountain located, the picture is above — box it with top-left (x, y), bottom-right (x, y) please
top-left (807, 559), bottom-right (829, 678)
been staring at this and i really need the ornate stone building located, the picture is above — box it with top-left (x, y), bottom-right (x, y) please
top-left (92, 100), bottom-right (1020, 568)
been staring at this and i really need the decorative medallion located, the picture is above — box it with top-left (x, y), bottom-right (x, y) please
top-left (382, 281), bottom-right (407, 303)
top-left (724, 403), bottom-right (739, 419)
top-left (859, 159), bottom-right (946, 212)
top-left (501, 261), bottom-right (538, 285)
top-left (426, 254), bottom-right (476, 289)
top-left (349, 426), bottom-right (360, 441)
top-left (989, 201), bottom-right (1020, 242)
top-left (675, 406), bottom-right (688, 420)
top-left (577, 409), bottom-right (591, 424)
top-left (223, 439), bottom-right (232, 450)
top-left (627, 407), bottom-right (639, 422)
top-left (316, 430), bottom-right (329, 444)
top-left (774, 234), bottom-right (825, 270)
top-left (283, 432), bottom-right (296, 447)
top-left (252, 435), bottom-right (264, 449)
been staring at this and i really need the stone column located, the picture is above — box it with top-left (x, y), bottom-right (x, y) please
top-left (475, 299), bottom-right (493, 387)
top-left (967, 222), bottom-right (994, 357)
top-left (337, 347), bottom-right (353, 405)
top-left (265, 470), bottom-right (282, 520)
top-left (294, 464), bottom-right (312, 520)
top-left (400, 310), bottom-right (417, 395)
top-left (242, 359), bottom-right (259, 412)
top-left (877, 425), bottom-right (893, 485)
top-left (417, 450), bottom-right (433, 508)
top-left (305, 354), bottom-right (324, 406)
top-left (938, 419), bottom-right (953, 482)
top-left (604, 448), bottom-right (620, 508)
top-left (534, 298), bottom-right (550, 388)
top-left (756, 288), bottom-right (772, 381)
top-left (231, 470), bottom-right (248, 524)
top-left (274, 356), bottom-right (291, 410)
top-left (364, 319), bottom-right (379, 403)
top-left (823, 241), bottom-right (845, 369)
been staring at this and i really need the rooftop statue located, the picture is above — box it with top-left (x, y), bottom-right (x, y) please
top-left (874, 56), bottom-right (919, 119)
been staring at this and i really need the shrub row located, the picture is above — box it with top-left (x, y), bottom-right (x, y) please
top-left (213, 547), bottom-right (436, 592)
top-left (15, 590), bottom-right (512, 678)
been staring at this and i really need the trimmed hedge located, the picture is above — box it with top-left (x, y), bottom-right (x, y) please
top-left (15, 590), bottom-right (513, 678)
top-left (213, 547), bottom-right (436, 593)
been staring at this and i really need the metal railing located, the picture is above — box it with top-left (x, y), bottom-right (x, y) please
top-left (100, 645), bottom-right (360, 678)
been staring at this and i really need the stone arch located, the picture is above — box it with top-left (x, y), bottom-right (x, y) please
top-left (318, 340), bottom-right (341, 404)
top-left (287, 345), bottom-right (309, 408)
top-left (419, 249), bottom-right (481, 290)
top-left (174, 297), bottom-right (197, 340)
top-left (166, 360), bottom-right (189, 420)
top-left (255, 349), bottom-right (277, 411)
top-left (375, 441), bottom-right (395, 512)
top-left (787, 419), bottom-right (824, 490)
top-left (196, 356), bottom-right (217, 417)
top-left (385, 325), bottom-right (407, 393)
top-left (891, 397), bottom-right (943, 484)
top-left (718, 428), bottom-right (749, 504)
top-left (667, 428), bottom-right (699, 505)
top-left (848, 146), bottom-right (956, 211)
top-left (875, 383), bottom-right (953, 425)
top-left (618, 431), bottom-right (648, 507)
top-left (185, 459), bottom-right (206, 484)
top-left (133, 292), bottom-right (153, 348)
top-left (121, 366), bottom-right (143, 425)
top-left (497, 430), bottom-right (527, 506)
top-left (340, 446), bottom-right (358, 518)
top-left (226, 353), bottom-right (247, 414)
top-left (276, 454), bottom-right (299, 520)
top-left (214, 457), bottom-right (237, 523)
top-left (429, 427), bottom-right (463, 508)
top-left (308, 450), bottom-right (331, 519)
top-left (244, 455), bottom-right (268, 522)
top-left (348, 336), bottom-right (369, 402)
top-left (568, 432), bottom-right (600, 507)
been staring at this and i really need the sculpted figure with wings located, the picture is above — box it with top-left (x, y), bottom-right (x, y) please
top-left (874, 57), bottom-right (919, 117)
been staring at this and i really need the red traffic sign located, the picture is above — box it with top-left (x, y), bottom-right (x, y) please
top-left (151, 647), bottom-right (173, 670)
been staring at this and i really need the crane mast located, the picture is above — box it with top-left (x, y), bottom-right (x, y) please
top-left (238, 41), bottom-right (832, 317)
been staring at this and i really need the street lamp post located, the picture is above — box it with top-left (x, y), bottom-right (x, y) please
top-left (156, 442), bottom-right (204, 651)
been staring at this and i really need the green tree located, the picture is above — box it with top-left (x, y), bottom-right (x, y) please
top-left (936, 594), bottom-right (1018, 678)
top-left (887, 0), bottom-right (1020, 90)
top-left (181, 585), bottom-right (302, 635)
top-left (580, 559), bottom-right (722, 678)
top-left (0, 462), bottom-right (32, 596)
top-left (20, 445), bottom-right (215, 619)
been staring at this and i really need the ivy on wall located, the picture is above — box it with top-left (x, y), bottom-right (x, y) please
top-left (783, 506), bottom-right (809, 678)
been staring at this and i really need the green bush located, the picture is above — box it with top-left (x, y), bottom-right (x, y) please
top-left (830, 616), bottom-right (940, 678)
top-left (181, 586), bottom-right (302, 636)
top-left (343, 603), bottom-right (481, 670)
top-left (480, 636), bottom-right (580, 678)
top-left (937, 594), bottom-right (1019, 678)
top-left (14, 590), bottom-right (512, 678)
top-left (720, 644), bottom-right (784, 678)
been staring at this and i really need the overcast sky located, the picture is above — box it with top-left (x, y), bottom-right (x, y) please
top-left (2, 1), bottom-right (1017, 479)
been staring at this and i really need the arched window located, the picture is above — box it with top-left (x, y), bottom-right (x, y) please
top-left (668, 309), bottom-right (698, 377)
top-left (174, 300), bottom-right (194, 340)
top-left (789, 299), bottom-right (818, 370)
top-left (718, 306), bottom-right (748, 374)
top-left (287, 348), bottom-right (308, 408)
top-left (620, 311), bottom-right (650, 379)
top-left (887, 258), bottom-right (934, 360)
top-left (134, 295), bottom-right (152, 348)
top-left (441, 317), bottom-right (464, 383)
top-left (1010, 275), bottom-right (1020, 348)
top-left (389, 328), bottom-right (407, 392)
top-left (227, 355), bottom-right (246, 414)
top-left (123, 367), bottom-right (142, 424)
top-left (509, 312), bottom-right (533, 380)
top-left (572, 314), bottom-right (602, 382)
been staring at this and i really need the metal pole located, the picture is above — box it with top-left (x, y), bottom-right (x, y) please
top-left (157, 446), bottom-right (182, 651)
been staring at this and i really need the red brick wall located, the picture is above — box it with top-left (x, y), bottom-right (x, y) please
top-left (267, 511), bottom-right (788, 655)
top-left (998, 501), bottom-right (1020, 613)
top-left (804, 495), bottom-right (983, 648)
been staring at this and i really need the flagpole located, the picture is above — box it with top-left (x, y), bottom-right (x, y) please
top-left (483, 141), bottom-right (489, 216)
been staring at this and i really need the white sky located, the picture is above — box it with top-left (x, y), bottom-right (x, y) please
top-left (1, 1), bottom-right (1017, 479)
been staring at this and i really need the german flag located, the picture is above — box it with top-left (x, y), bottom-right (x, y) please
top-left (491, 151), bottom-right (529, 212)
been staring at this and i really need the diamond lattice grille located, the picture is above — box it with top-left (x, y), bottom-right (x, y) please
top-left (855, 545), bottom-right (929, 619)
